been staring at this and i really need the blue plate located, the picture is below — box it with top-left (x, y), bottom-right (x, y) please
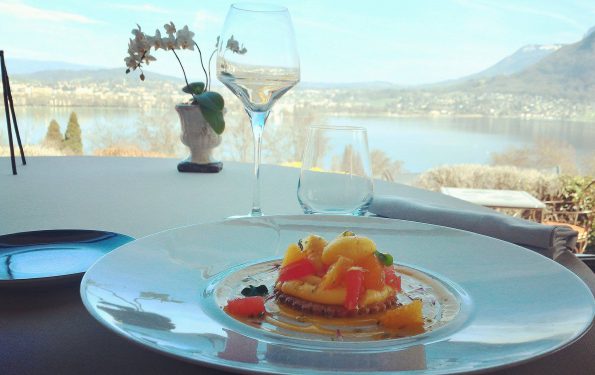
top-left (0, 230), bottom-right (134, 286)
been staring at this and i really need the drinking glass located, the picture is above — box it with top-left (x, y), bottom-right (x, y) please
top-left (298, 126), bottom-right (374, 215)
top-left (217, 3), bottom-right (300, 217)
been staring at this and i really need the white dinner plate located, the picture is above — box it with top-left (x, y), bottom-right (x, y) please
top-left (80, 215), bottom-right (595, 374)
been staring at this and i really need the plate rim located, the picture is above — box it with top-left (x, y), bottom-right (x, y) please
top-left (0, 229), bottom-right (134, 286)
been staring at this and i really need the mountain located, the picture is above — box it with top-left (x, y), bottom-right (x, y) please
top-left (3, 58), bottom-right (98, 75)
top-left (298, 81), bottom-right (398, 90)
top-left (13, 68), bottom-right (183, 86)
top-left (467, 44), bottom-right (562, 79)
top-left (456, 30), bottom-right (595, 101)
top-left (420, 44), bottom-right (561, 90)
top-left (12, 66), bottom-right (394, 90)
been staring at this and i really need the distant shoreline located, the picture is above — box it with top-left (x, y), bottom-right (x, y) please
top-left (4, 104), bottom-right (595, 124)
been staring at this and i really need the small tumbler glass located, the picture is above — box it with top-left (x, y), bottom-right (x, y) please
top-left (297, 126), bottom-right (374, 215)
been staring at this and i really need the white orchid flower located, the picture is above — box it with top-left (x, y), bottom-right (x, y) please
top-left (143, 52), bottom-right (157, 65)
top-left (151, 29), bottom-right (163, 50)
top-left (176, 25), bottom-right (195, 50)
top-left (124, 21), bottom-right (219, 86)
top-left (164, 21), bottom-right (176, 36)
top-left (128, 39), bottom-right (141, 55)
top-left (128, 38), bottom-right (148, 56)
top-left (162, 35), bottom-right (179, 50)
top-left (225, 35), bottom-right (247, 55)
top-left (226, 35), bottom-right (239, 51)
top-left (124, 55), bottom-right (138, 70)
top-left (131, 24), bottom-right (146, 42)
top-left (145, 35), bottom-right (155, 49)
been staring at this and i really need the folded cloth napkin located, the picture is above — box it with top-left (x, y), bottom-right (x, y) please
top-left (369, 194), bottom-right (578, 258)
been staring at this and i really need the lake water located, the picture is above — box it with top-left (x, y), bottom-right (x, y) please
top-left (329, 116), bottom-right (595, 172)
top-left (3, 106), bottom-right (594, 173)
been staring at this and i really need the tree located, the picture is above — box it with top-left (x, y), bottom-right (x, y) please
top-left (63, 112), bottom-right (83, 155)
top-left (370, 149), bottom-right (403, 181)
top-left (490, 138), bottom-right (578, 175)
top-left (43, 119), bottom-right (63, 149)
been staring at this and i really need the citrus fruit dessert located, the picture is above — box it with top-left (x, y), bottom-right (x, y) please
top-left (274, 231), bottom-right (405, 318)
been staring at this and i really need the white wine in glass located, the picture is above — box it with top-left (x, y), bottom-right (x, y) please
top-left (217, 3), bottom-right (300, 217)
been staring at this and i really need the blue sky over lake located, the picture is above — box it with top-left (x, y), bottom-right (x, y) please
top-left (1, 0), bottom-right (594, 84)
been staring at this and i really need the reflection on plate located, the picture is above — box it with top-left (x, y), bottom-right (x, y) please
top-left (0, 230), bottom-right (134, 286)
top-left (80, 215), bottom-right (595, 374)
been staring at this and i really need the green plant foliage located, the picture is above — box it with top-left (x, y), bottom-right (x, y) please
top-left (194, 91), bottom-right (224, 111)
top-left (182, 82), bottom-right (205, 95)
top-left (558, 176), bottom-right (594, 211)
top-left (193, 91), bottom-right (225, 134)
top-left (557, 176), bottom-right (595, 251)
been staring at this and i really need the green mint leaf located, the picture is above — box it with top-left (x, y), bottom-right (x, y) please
top-left (374, 251), bottom-right (394, 266)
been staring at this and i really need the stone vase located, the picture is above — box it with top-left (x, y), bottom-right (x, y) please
top-left (175, 104), bottom-right (223, 173)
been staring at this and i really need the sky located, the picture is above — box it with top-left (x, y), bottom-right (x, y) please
top-left (0, 0), bottom-right (594, 85)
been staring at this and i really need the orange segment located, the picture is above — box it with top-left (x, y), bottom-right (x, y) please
top-left (318, 256), bottom-right (353, 290)
top-left (379, 300), bottom-right (424, 329)
top-left (358, 254), bottom-right (385, 291)
top-left (302, 235), bottom-right (327, 274)
top-left (321, 235), bottom-right (376, 265)
top-left (281, 243), bottom-right (306, 267)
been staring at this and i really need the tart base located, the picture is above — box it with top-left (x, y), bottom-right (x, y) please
top-left (274, 289), bottom-right (399, 318)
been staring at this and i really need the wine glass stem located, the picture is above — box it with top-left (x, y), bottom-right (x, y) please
top-left (248, 110), bottom-right (270, 217)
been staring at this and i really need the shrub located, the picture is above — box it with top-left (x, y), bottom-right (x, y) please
top-left (415, 164), bottom-right (594, 252)
top-left (0, 144), bottom-right (65, 156)
top-left (93, 145), bottom-right (172, 158)
top-left (414, 164), bottom-right (561, 198)
top-left (548, 176), bottom-right (595, 251)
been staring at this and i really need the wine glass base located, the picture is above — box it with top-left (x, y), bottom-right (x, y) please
top-left (226, 208), bottom-right (263, 219)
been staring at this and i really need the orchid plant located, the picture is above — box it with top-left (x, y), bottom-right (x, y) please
top-left (124, 22), bottom-right (227, 134)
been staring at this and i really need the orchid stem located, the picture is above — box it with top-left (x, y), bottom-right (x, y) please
top-left (194, 42), bottom-right (209, 90)
top-left (207, 49), bottom-right (216, 91)
top-left (172, 49), bottom-right (190, 88)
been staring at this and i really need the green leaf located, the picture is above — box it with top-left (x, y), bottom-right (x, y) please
top-left (182, 82), bottom-right (205, 95)
top-left (374, 250), bottom-right (394, 266)
top-left (199, 104), bottom-right (225, 134)
top-left (195, 91), bottom-right (225, 111)
top-left (194, 91), bottom-right (225, 134)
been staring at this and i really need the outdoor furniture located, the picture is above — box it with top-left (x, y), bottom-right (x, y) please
top-left (440, 187), bottom-right (546, 222)
top-left (543, 200), bottom-right (593, 254)
top-left (1, 157), bottom-right (594, 375)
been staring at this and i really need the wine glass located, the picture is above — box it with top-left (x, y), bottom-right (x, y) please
top-left (297, 126), bottom-right (374, 216)
top-left (217, 3), bottom-right (300, 217)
